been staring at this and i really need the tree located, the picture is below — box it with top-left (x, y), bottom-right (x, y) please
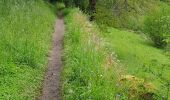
top-left (89, 0), bottom-right (97, 21)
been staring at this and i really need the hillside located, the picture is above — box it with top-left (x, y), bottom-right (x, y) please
top-left (0, 0), bottom-right (170, 99)
top-left (61, 0), bottom-right (170, 99)
top-left (103, 28), bottom-right (170, 99)
top-left (95, 0), bottom-right (158, 30)
top-left (62, 8), bottom-right (170, 99)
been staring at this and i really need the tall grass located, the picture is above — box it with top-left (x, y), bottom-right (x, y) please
top-left (0, 0), bottom-right (56, 99)
top-left (62, 9), bottom-right (118, 99)
top-left (63, 8), bottom-right (170, 99)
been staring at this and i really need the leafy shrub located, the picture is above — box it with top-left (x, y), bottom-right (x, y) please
top-left (144, 6), bottom-right (170, 48)
top-left (116, 75), bottom-right (156, 100)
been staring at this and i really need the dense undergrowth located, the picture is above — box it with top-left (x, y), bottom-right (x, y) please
top-left (0, 0), bottom-right (56, 99)
top-left (144, 3), bottom-right (170, 48)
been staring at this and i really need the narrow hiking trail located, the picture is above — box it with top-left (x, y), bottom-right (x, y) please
top-left (39, 15), bottom-right (64, 100)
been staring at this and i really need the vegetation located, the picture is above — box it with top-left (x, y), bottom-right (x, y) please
top-left (63, 0), bottom-right (88, 10)
top-left (63, 0), bottom-right (170, 48)
top-left (102, 27), bottom-right (170, 99)
top-left (61, 0), bottom-right (170, 99)
top-left (1, 0), bottom-right (170, 99)
top-left (62, 9), bottom-right (117, 99)
top-left (94, 0), bottom-right (157, 30)
top-left (62, 8), bottom-right (170, 99)
top-left (144, 4), bottom-right (170, 48)
top-left (0, 0), bottom-right (56, 99)
top-left (95, 0), bottom-right (170, 48)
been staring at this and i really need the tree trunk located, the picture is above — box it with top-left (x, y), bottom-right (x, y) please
top-left (89, 0), bottom-right (96, 21)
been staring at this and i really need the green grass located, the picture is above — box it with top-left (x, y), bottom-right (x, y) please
top-left (95, 0), bottom-right (159, 31)
top-left (1, 0), bottom-right (169, 99)
top-left (63, 8), bottom-right (170, 99)
top-left (62, 9), bottom-right (118, 99)
top-left (103, 28), bottom-right (170, 99)
top-left (0, 0), bottom-right (56, 99)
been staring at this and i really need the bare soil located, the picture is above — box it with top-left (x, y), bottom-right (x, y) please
top-left (39, 15), bottom-right (64, 100)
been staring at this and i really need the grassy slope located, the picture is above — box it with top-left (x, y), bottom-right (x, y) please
top-left (103, 28), bottom-right (170, 98)
top-left (62, 9), bottom-right (118, 99)
top-left (0, 0), bottom-right (56, 99)
top-left (63, 8), bottom-right (170, 99)
top-left (96, 1), bottom-right (170, 98)
top-left (95, 0), bottom-right (159, 30)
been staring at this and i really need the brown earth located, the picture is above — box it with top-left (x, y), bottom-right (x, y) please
top-left (39, 15), bottom-right (64, 100)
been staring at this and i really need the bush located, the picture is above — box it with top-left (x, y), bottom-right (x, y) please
top-left (144, 6), bottom-right (170, 48)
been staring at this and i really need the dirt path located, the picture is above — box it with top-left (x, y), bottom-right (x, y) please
top-left (39, 16), bottom-right (64, 100)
